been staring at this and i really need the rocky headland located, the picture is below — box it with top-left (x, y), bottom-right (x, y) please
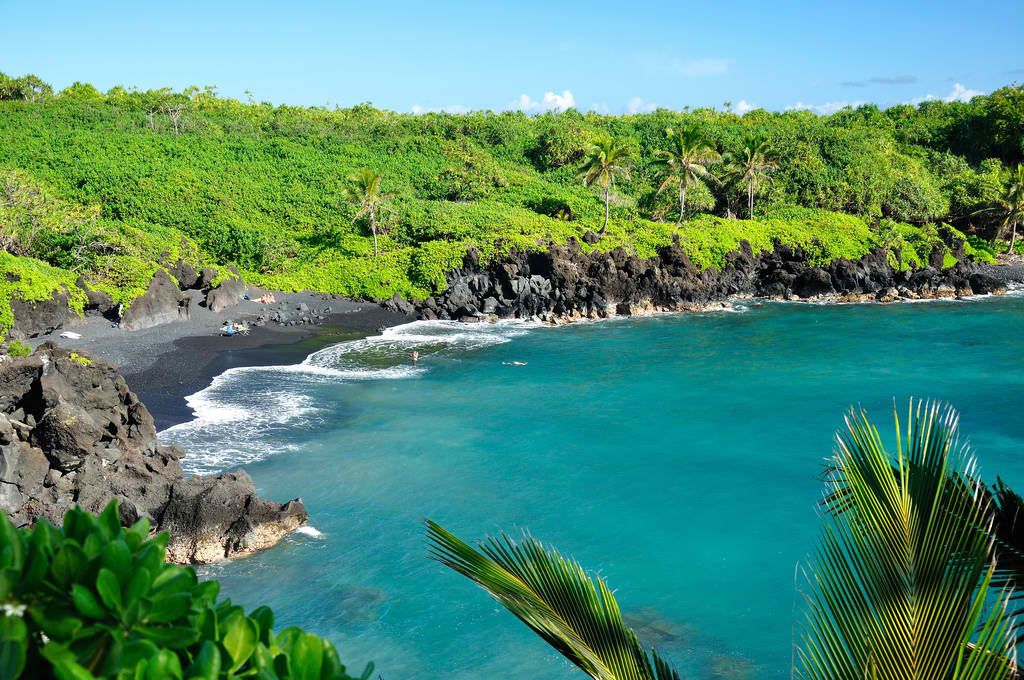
top-left (405, 231), bottom-right (1016, 324)
top-left (0, 343), bottom-right (307, 564)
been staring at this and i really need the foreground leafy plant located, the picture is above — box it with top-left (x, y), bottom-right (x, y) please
top-left (0, 500), bottom-right (372, 680)
top-left (797, 400), bottom-right (1014, 680)
top-left (425, 521), bottom-right (681, 680)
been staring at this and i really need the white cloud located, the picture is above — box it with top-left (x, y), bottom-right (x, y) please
top-left (590, 102), bottom-right (610, 114)
top-left (410, 104), bottom-right (470, 114)
top-left (511, 89), bottom-right (576, 113)
top-left (626, 97), bottom-right (658, 114)
top-left (786, 100), bottom-right (865, 115)
top-left (902, 83), bottom-right (984, 107)
top-left (944, 82), bottom-right (983, 102)
top-left (666, 57), bottom-right (729, 77)
top-left (735, 99), bottom-right (755, 114)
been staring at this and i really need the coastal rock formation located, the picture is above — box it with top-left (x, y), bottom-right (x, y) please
top-left (416, 237), bottom-right (1004, 323)
top-left (120, 270), bottom-right (192, 331)
top-left (206, 275), bottom-right (247, 313)
top-left (7, 289), bottom-right (73, 339)
top-left (0, 343), bottom-right (307, 564)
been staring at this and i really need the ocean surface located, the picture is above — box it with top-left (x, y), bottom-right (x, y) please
top-left (160, 293), bottom-right (1024, 680)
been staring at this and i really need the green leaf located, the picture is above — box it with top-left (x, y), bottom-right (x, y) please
top-left (0, 511), bottom-right (24, 570)
top-left (0, 615), bottom-right (27, 680)
top-left (54, 660), bottom-right (99, 680)
top-left (289, 634), bottom-right (324, 680)
top-left (135, 625), bottom-right (199, 649)
top-left (0, 567), bottom-right (18, 600)
top-left (134, 544), bottom-right (164, 577)
top-left (125, 567), bottom-right (152, 609)
top-left (51, 543), bottom-right (88, 587)
top-left (29, 603), bottom-right (83, 641)
top-left (145, 592), bottom-right (190, 623)
top-left (96, 567), bottom-right (123, 613)
top-left (21, 546), bottom-right (50, 588)
top-left (102, 538), bottom-right (132, 582)
top-left (144, 649), bottom-right (183, 680)
top-left (116, 640), bottom-right (161, 671)
top-left (222, 612), bottom-right (258, 672)
top-left (184, 640), bottom-right (221, 680)
top-left (98, 499), bottom-right (122, 542)
top-left (72, 583), bottom-right (107, 619)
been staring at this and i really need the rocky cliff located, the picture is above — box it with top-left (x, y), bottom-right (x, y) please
top-left (409, 232), bottom-right (1010, 323)
top-left (0, 343), bottom-right (306, 563)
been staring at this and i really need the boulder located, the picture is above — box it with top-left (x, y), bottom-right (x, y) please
top-left (0, 345), bottom-right (306, 564)
top-left (205, 276), bottom-right (246, 313)
top-left (162, 470), bottom-right (308, 564)
top-left (9, 291), bottom-right (72, 339)
top-left (792, 268), bottom-right (834, 298)
top-left (969, 272), bottom-right (1007, 296)
top-left (76, 276), bottom-right (116, 316)
top-left (120, 270), bottom-right (191, 331)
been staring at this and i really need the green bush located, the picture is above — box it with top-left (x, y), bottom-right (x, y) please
top-left (7, 339), bottom-right (31, 356)
top-left (0, 501), bottom-right (372, 680)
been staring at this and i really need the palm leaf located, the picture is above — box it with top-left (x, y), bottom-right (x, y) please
top-left (426, 521), bottom-right (681, 680)
top-left (798, 400), bottom-right (1015, 680)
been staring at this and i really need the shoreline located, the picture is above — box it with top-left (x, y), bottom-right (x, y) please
top-left (28, 292), bottom-right (410, 431)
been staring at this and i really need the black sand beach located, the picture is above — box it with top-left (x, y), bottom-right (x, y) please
top-left (29, 291), bottom-right (408, 430)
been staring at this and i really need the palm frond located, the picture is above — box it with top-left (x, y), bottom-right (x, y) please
top-left (798, 400), bottom-right (1015, 680)
top-left (426, 521), bottom-right (681, 680)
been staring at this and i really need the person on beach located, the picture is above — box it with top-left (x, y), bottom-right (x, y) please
top-left (412, 351), bottom-right (419, 364)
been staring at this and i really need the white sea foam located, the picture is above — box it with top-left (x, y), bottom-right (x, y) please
top-left (160, 320), bottom-right (539, 474)
top-left (294, 526), bottom-right (324, 538)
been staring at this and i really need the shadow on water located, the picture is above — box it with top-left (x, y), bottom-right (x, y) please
top-left (624, 607), bottom-right (760, 680)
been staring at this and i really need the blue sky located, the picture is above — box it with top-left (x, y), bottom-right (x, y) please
top-left (3, 0), bottom-right (1022, 114)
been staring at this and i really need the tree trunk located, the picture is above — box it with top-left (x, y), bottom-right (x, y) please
top-left (677, 182), bottom-right (686, 226)
top-left (748, 181), bottom-right (754, 218)
top-left (602, 185), bottom-right (610, 233)
top-left (371, 210), bottom-right (378, 258)
top-left (1010, 220), bottom-right (1018, 257)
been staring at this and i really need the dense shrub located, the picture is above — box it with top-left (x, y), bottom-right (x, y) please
top-left (0, 501), bottom-right (372, 680)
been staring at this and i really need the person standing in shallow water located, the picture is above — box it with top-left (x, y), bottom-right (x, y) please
top-left (412, 351), bottom-right (419, 364)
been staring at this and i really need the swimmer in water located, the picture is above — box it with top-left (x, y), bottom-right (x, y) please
top-left (502, 361), bottom-right (527, 366)
top-left (412, 351), bottom-right (419, 364)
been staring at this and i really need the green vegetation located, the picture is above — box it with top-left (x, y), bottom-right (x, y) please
top-left (579, 137), bottom-right (633, 232)
top-left (652, 126), bottom-right (720, 224)
top-left (724, 135), bottom-right (779, 217)
top-left (0, 500), bottom-right (371, 680)
top-left (342, 169), bottom-right (394, 258)
top-left (429, 401), bottom-right (1022, 680)
top-left (0, 75), bottom-right (1022, 338)
top-left (7, 339), bottom-right (31, 357)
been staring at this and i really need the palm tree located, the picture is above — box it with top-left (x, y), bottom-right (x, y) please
top-left (799, 400), bottom-right (1014, 680)
top-left (343, 168), bottom-right (393, 258)
top-left (426, 521), bottom-right (682, 680)
top-left (723, 135), bottom-right (778, 218)
top-left (579, 137), bottom-right (631, 233)
top-left (652, 126), bottom-right (720, 225)
top-left (429, 401), bottom-right (1017, 680)
top-left (977, 163), bottom-right (1024, 257)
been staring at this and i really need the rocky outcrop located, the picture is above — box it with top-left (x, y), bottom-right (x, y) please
top-left (206, 275), bottom-right (246, 313)
top-left (120, 270), bottom-right (191, 331)
top-left (7, 287), bottom-right (73, 340)
top-left (415, 237), bottom-right (1007, 324)
top-left (0, 344), bottom-right (306, 564)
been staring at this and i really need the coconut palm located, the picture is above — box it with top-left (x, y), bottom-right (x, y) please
top-left (579, 137), bottom-right (632, 233)
top-left (977, 163), bottom-right (1024, 256)
top-left (342, 168), bottom-right (393, 258)
top-left (799, 400), bottom-right (1014, 680)
top-left (723, 135), bottom-right (778, 218)
top-left (652, 126), bottom-right (720, 225)
top-left (426, 521), bottom-right (681, 680)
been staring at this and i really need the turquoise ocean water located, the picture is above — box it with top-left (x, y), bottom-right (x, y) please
top-left (161, 294), bottom-right (1024, 680)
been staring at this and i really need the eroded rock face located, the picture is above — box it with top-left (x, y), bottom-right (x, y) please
top-left (415, 237), bottom-right (1003, 323)
top-left (206, 276), bottom-right (246, 313)
top-left (0, 344), bottom-right (306, 564)
top-left (120, 270), bottom-right (192, 331)
top-left (8, 291), bottom-right (73, 339)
